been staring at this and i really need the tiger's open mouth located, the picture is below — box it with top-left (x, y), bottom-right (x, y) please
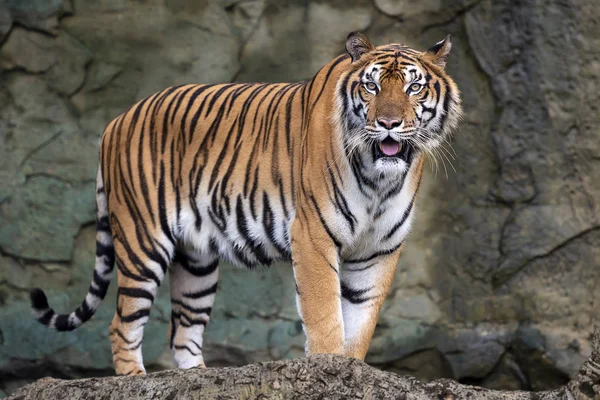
top-left (375, 136), bottom-right (413, 162)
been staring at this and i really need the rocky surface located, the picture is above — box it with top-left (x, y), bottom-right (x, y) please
top-left (0, 0), bottom-right (599, 397)
top-left (9, 331), bottom-right (600, 400)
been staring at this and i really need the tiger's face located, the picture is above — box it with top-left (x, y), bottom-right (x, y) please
top-left (337, 32), bottom-right (462, 175)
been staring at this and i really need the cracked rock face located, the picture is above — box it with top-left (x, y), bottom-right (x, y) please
top-left (1, 0), bottom-right (599, 396)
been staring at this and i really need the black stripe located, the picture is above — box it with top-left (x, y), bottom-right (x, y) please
top-left (338, 70), bottom-right (353, 122)
top-left (174, 344), bottom-right (201, 356)
top-left (158, 161), bottom-right (175, 245)
top-left (340, 282), bottom-right (372, 304)
top-left (124, 95), bottom-right (154, 190)
top-left (187, 85), bottom-right (215, 145)
top-left (189, 161), bottom-right (205, 231)
top-left (278, 178), bottom-right (290, 220)
top-left (235, 196), bottom-right (272, 265)
top-left (170, 86), bottom-right (196, 125)
top-left (150, 86), bottom-right (183, 182)
top-left (118, 287), bottom-right (155, 302)
top-left (171, 136), bottom-right (182, 235)
top-left (169, 314), bottom-right (177, 348)
top-left (118, 308), bottom-right (151, 323)
top-left (137, 92), bottom-right (166, 227)
top-left (96, 241), bottom-right (115, 265)
top-left (119, 181), bottom-right (171, 275)
top-left (217, 122), bottom-right (245, 201)
top-left (233, 84), bottom-right (272, 147)
top-left (73, 300), bottom-right (94, 325)
top-left (54, 314), bottom-right (73, 331)
top-left (89, 270), bottom-right (110, 298)
top-left (174, 253), bottom-right (219, 277)
top-left (327, 166), bottom-right (356, 233)
top-left (206, 104), bottom-right (236, 191)
top-left (38, 309), bottom-right (54, 325)
top-left (249, 165), bottom-right (260, 220)
top-left (207, 208), bottom-right (226, 233)
top-left (383, 195), bottom-right (415, 241)
top-left (179, 85), bottom-right (213, 144)
top-left (190, 339), bottom-right (202, 351)
top-left (349, 153), bottom-right (377, 194)
top-left (344, 263), bottom-right (375, 272)
top-left (309, 54), bottom-right (348, 116)
top-left (243, 141), bottom-right (260, 198)
top-left (435, 74), bottom-right (451, 134)
top-left (263, 84), bottom-right (297, 150)
top-left (262, 192), bottom-right (291, 259)
top-left (115, 255), bottom-right (153, 284)
top-left (112, 328), bottom-right (136, 344)
top-left (171, 299), bottom-right (212, 316)
top-left (183, 282), bottom-right (218, 299)
top-left (379, 171), bottom-right (408, 204)
top-left (345, 242), bottom-right (402, 264)
top-left (225, 84), bottom-right (253, 117)
top-left (284, 84), bottom-right (303, 155)
top-left (309, 195), bottom-right (342, 248)
top-left (97, 216), bottom-right (110, 232)
top-left (205, 84), bottom-right (237, 117)
top-left (328, 262), bottom-right (339, 275)
top-left (179, 315), bottom-right (208, 327)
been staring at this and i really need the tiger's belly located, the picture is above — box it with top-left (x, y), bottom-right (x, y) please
top-left (176, 162), bottom-right (416, 268)
top-left (178, 198), bottom-right (294, 268)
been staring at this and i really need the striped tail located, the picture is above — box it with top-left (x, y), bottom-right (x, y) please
top-left (30, 168), bottom-right (115, 331)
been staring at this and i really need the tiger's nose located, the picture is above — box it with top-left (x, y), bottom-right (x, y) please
top-left (376, 118), bottom-right (402, 130)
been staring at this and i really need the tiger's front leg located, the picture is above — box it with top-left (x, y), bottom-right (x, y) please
top-left (291, 215), bottom-right (344, 355)
top-left (340, 248), bottom-right (402, 360)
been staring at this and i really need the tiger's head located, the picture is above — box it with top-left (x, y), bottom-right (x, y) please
top-left (336, 32), bottom-right (462, 175)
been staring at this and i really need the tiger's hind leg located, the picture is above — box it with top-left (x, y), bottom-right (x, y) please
top-left (108, 221), bottom-right (175, 376)
top-left (169, 247), bottom-right (219, 369)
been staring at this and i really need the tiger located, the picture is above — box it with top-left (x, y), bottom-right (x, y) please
top-left (30, 31), bottom-right (462, 376)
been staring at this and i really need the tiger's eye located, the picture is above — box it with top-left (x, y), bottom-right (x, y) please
top-left (409, 83), bottom-right (422, 93)
top-left (365, 82), bottom-right (378, 92)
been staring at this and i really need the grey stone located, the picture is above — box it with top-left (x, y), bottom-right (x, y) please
top-left (237, 0), bottom-right (372, 82)
top-left (0, 74), bottom-right (97, 261)
top-left (366, 318), bottom-right (438, 364)
top-left (0, 0), bottom-right (65, 36)
top-left (480, 353), bottom-right (527, 391)
top-left (378, 349), bottom-right (453, 383)
top-left (512, 325), bottom-right (570, 391)
top-left (0, 176), bottom-right (95, 261)
top-left (374, 0), bottom-right (443, 18)
top-left (0, 28), bottom-right (56, 73)
top-left (66, 0), bottom-right (240, 136)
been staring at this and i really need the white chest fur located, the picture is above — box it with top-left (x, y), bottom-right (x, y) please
top-left (328, 156), bottom-right (422, 262)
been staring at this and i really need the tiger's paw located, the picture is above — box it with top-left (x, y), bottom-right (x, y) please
top-left (174, 354), bottom-right (206, 369)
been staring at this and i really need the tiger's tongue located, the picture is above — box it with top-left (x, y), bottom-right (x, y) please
top-left (379, 140), bottom-right (400, 156)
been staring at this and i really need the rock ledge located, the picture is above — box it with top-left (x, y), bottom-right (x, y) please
top-left (10, 325), bottom-right (600, 400)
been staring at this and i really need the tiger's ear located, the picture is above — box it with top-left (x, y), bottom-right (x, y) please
top-left (345, 32), bottom-right (375, 62)
top-left (423, 34), bottom-right (452, 69)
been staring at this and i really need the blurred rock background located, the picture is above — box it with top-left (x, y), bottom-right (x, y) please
top-left (0, 0), bottom-right (598, 396)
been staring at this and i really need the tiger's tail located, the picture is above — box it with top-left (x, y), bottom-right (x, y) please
top-left (30, 167), bottom-right (115, 331)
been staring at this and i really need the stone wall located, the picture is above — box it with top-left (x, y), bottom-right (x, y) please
top-left (1, 0), bottom-right (599, 396)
